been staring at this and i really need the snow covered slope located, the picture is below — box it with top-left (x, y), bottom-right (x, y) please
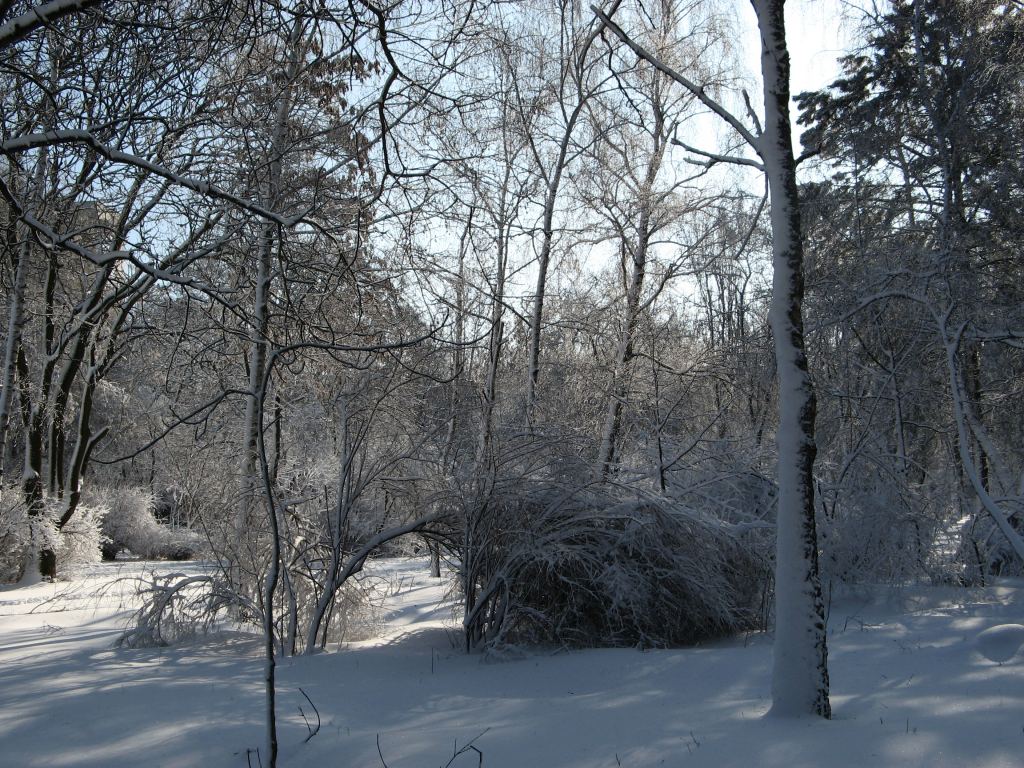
top-left (1, 560), bottom-right (1021, 767)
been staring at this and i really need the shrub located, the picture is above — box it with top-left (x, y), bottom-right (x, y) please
top-left (1, 488), bottom-right (106, 581)
top-left (0, 485), bottom-right (31, 582)
top-left (55, 502), bottom-right (107, 570)
top-left (461, 485), bottom-right (767, 651)
top-left (817, 464), bottom-right (962, 586)
top-left (90, 486), bottom-right (201, 560)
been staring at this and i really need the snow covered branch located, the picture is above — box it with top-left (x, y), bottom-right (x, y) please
top-left (0, 0), bottom-right (105, 51)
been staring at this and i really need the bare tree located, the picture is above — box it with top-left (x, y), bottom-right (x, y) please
top-left (521, 0), bottom-right (617, 428)
top-left (595, 0), bottom-right (831, 717)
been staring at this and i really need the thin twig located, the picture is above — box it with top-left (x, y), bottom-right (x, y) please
top-left (298, 687), bottom-right (321, 743)
top-left (442, 728), bottom-right (489, 768)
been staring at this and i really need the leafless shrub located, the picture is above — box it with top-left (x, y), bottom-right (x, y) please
top-left (462, 483), bottom-right (767, 651)
top-left (118, 571), bottom-right (240, 648)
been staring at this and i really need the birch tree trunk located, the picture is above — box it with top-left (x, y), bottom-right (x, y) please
top-left (753, 0), bottom-right (831, 719)
top-left (596, 232), bottom-right (649, 479)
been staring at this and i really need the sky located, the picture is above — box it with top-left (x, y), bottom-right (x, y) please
top-left (739, 0), bottom-right (858, 145)
top-left (406, 0), bottom-right (865, 322)
top-left (785, 0), bottom-right (855, 98)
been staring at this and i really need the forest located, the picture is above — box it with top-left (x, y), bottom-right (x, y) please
top-left (1, 0), bottom-right (1022, 766)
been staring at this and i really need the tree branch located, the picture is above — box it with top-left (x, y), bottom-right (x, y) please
top-left (670, 137), bottom-right (764, 171)
top-left (3, 130), bottom-right (306, 227)
top-left (0, 0), bottom-right (106, 51)
top-left (592, 5), bottom-right (763, 153)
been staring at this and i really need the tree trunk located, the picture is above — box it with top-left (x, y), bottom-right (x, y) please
top-left (525, 102), bottom-right (588, 429)
top-left (596, 98), bottom-right (665, 479)
top-left (429, 542), bottom-right (441, 577)
top-left (596, 235), bottom-right (647, 479)
top-left (0, 232), bottom-right (31, 479)
top-left (524, 9), bottom-right (606, 428)
top-left (753, 0), bottom-right (831, 719)
top-left (237, 17), bottom-right (304, 557)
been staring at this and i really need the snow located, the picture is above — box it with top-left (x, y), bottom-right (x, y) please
top-left (2, 560), bottom-right (1023, 767)
top-left (975, 625), bottom-right (1024, 664)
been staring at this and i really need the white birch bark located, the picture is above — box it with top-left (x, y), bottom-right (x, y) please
top-left (752, 0), bottom-right (830, 718)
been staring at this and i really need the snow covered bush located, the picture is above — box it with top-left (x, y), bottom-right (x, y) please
top-left (91, 486), bottom-right (201, 560)
top-left (1, 489), bottom-right (107, 580)
top-left (660, 440), bottom-right (778, 525)
top-left (1, 489), bottom-right (102, 580)
top-left (959, 513), bottom-right (1024, 584)
top-left (55, 502), bottom-right (107, 570)
top-left (816, 460), bottom-right (964, 586)
top-left (96, 487), bottom-right (161, 558)
top-left (0, 485), bottom-right (30, 582)
top-left (119, 571), bottom-right (232, 648)
top-left (460, 484), bottom-right (767, 651)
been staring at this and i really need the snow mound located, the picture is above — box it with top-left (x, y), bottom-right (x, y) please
top-left (975, 624), bottom-right (1024, 663)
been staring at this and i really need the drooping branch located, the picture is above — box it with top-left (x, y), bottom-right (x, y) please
top-left (3, 131), bottom-right (308, 228)
top-left (592, 5), bottom-right (763, 154)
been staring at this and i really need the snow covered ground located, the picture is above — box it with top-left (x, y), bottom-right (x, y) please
top-left (1, 559), bottom-right (1022, 768)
